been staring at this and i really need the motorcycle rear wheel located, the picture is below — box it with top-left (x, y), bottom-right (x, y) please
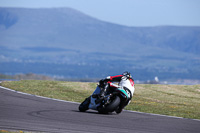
top-left (98, 96), bottom-right (120, 114)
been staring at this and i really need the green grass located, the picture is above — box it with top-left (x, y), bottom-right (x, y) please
top-left (0, 130), bottom-right (37, 133)
top-left (1, 80), bottom-right (200, 120)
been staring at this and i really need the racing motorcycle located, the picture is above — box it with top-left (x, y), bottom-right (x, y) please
top-left (79, 82), bottom-right (130, 114)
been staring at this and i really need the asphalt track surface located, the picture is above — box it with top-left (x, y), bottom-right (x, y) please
top-left (0, 86), bottom-right (200, 133)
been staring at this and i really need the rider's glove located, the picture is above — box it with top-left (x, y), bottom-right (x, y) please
top-left (99, 78), bottom-right (109, 87)
top-left (99, 79), bottom-right (104, 87)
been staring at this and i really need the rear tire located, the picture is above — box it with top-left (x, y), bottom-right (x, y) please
top-left (98, 96), bottom-right (120, 114)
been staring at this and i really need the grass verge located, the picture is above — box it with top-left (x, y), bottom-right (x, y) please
top-left (1, 80), bottom-right (200, 119)
top-left (0, 130), bottom-right (37, 133)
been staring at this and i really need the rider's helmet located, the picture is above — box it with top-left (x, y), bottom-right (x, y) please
top-left (122, 71), bottom-right (132, 79)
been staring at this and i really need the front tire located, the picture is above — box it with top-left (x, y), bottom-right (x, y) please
top-left (79, 96), bottom-right (90, 112)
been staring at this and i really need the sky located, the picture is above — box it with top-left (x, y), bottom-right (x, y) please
top-left (0, 0), bottom-right (200, 27)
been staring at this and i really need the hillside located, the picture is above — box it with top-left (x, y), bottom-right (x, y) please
top-left (1, 80), bottom-right (200, 119)
top-left (0, 7), bottom-right (200, 81)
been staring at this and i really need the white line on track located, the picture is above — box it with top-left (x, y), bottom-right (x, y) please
top-left (0, 85), bottom-right (80, 105)
top-left (0, 84), bottom-right (200, 122)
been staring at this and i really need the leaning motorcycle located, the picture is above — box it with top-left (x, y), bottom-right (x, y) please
top-left (79, 83), bottom-right (130, 114)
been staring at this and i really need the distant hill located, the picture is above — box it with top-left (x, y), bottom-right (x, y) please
top-left (0, 7), bottom-right (200, 81)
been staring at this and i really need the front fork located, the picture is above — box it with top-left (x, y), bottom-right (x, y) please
top-left (99, 83), bottom-right (109, 96)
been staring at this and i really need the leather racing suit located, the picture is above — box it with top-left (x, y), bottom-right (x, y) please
top-left (89, 73), bottom-right (135, 112)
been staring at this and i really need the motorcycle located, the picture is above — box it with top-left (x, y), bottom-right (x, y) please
top-left (79, 83), bottom-right (130, 114)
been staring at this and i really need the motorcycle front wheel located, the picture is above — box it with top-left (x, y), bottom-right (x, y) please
top-left (79, 96), bottom-right (90, 112)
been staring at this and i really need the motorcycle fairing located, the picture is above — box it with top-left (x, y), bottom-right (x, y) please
top-left (89, 86), bottom-right (101, 110)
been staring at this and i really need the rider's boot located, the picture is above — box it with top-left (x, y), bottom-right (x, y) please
top-left (115, 106), bottom-right (123, 114)
top-left (115, 99), bottom-right (130, 114)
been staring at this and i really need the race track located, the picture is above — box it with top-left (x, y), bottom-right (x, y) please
top-left (0, 86), bottom-right (200, 133)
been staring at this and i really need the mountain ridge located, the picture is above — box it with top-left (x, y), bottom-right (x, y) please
top-left (0, 7), bottom-right (200, 80)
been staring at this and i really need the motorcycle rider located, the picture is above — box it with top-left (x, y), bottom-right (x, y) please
top-left (82, 71), bottom-right (135, 114)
